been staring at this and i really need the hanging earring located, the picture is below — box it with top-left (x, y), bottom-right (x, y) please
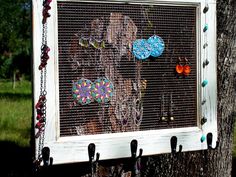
top-left (183, 57), bottom-right (191, 76)
top-left (168, 92), bottom-right (174, 122)
top-left (176, 57), bottom-right (184, 75)
top-left (161, 94), bottom-right (167, 121)
top-left (79, 35), bottom-right (89, 48)
top-left (93, 39), bottom-right (105, 49)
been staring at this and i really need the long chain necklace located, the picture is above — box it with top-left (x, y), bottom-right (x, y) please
top-left (34, 0), bottom-right (52, 165)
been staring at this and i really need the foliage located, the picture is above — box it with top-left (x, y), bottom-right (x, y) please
top-left (0, 80), bottom-right (32, 147)
top-left (0, 0), bottom-right (31, 79)
top-left (0, 55), bottom-right (13, 78)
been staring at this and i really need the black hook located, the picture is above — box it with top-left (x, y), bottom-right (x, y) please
top-left (88, 143), bottom-right (95, 163)
top-left (207, 133), bottom-right (219, 150)
top-left (170, 136), bottom-right (182, 156)
top-left (131, 139), bottom-right (137, 158)
top-left (130, 139), bottom-right (143, 177)
top-left (88, 143), bottom-right (100, 176)
top-left (42, 147), bottom-right (53, 166)
top-left (130, 139), bottom-right (143, 159)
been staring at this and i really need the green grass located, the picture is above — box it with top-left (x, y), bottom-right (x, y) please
top-left (0, 80), bottom-right (32, 147)
top-left (0, 79), bottom-right (31, 94)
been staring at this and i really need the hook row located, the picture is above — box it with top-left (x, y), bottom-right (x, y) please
top-left (170, 132), bottom-right (219, 157)
top-left (33, 132), bottom-right (218, 176)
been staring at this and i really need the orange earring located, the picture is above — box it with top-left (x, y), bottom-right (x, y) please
top-left (176, 57), bottom-right (184, 74)
top-left (183, 58), bottom-right (191, 76)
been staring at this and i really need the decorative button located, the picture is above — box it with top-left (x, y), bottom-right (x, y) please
top-left (132, 39), bottom-right (151, 60)
top-left (201, 98), bottom-right (207, 105)
top-left (201, 135), bottom-right (206, 142)
top-left (202, 80), bottom-right (208, 87)
top-left (147, 35), bottom-right (165, 57)
top-left (203, 43), bottom-right (208, 49)
top-left (72, 79), bottom-right (93, 105)
top-left (201, 117), bottom-right (207, 125)
top-left (203, 5), bottom-right (209, 13)
top-left (203, 24), bottom-right (208, 32)
top-left (203, 59), bottom-right (209, 68)
top-left (91, 77), bottom-right (114, 104)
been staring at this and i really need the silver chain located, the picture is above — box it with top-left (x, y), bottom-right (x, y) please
top-left (37, 13), bottom-right (48, 160)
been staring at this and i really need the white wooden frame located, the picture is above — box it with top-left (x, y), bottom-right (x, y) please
top-left (33, 0), bottom-right (217, 165)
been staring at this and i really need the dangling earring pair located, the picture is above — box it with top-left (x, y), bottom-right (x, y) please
top-left (79, 35), bottom-right (105, 49)
top-left (175, 57), bottom-right (191, 76)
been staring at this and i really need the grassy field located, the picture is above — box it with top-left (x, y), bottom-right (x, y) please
top-left (0, 80), bottom-right (32, 147)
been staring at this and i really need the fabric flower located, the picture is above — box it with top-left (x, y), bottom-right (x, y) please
top-left (147, 35), bottom-right (165, 57)
top-left (92, 78), bottom-right (114, 103)
top-left (132, 39), bottom-right (151, 60)
top-left (72, 79), bottom-right (93, 105)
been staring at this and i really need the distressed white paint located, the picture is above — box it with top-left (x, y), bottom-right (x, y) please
top-left (33, 0), bottom-right (217, 165)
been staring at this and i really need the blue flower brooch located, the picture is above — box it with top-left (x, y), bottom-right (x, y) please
top-left (132, 35), bottom-right (165, 60)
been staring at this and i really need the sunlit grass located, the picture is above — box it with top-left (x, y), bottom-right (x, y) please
top-left (0, 79), bottom-right (31, 94)
top-left (0, 80), bottom-right (32, 147)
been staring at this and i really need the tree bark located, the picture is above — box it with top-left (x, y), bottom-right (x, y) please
top-left (140, 1), bottom-right (236, 176)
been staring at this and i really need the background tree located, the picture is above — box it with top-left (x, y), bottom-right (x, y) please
top-left (0, 0), bottom-right (31, 79)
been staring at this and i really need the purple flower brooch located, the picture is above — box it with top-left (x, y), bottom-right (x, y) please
top-left (91, 78), bottom-right (114, 104)
top-left (72, 78), bottom-right (93, 105)
top-left (72, 78), bottom-right (114, 105)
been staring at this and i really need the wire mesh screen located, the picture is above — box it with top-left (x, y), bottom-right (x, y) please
top-left (57, 2), bottom-right (197, 136)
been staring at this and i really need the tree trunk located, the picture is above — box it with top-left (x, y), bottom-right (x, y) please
top-left (140, 0), bottom-right (236, 176)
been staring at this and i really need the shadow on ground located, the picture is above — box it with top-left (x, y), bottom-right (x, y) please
top-left (0, 141), bottom-right (131, 177)
top-left (0, 141), bottom-right (235, 177)
top-left (0, 141), bottom-right (32, 177)
top-left (0, 93), bottom-right (31, 100)
top-left (0, 141), bottom-right (88, 177)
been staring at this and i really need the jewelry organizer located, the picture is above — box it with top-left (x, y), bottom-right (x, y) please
top-left (33, 0), bottom-right (217, 165)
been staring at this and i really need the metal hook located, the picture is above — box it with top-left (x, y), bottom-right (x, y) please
top-left (207, 133), bottom-right (219, 150)
top-left (131, 139), bottom-right (137, 158)
top-left (130, 139), bottom-right (143, 159)
top-left (130, 139), bottom-right (143, 177)
top-left (88, 143), bottom-right (95, 163)
top-left (42, 147), bottom-right (53, 166)
top-left (88, 143), bottom-right (100, 176)
top-left (170, 136), bottom-right (182, 156)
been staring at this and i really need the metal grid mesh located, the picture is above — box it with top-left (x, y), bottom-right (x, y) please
top-left (57, 2), bottom-right (197, 136)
